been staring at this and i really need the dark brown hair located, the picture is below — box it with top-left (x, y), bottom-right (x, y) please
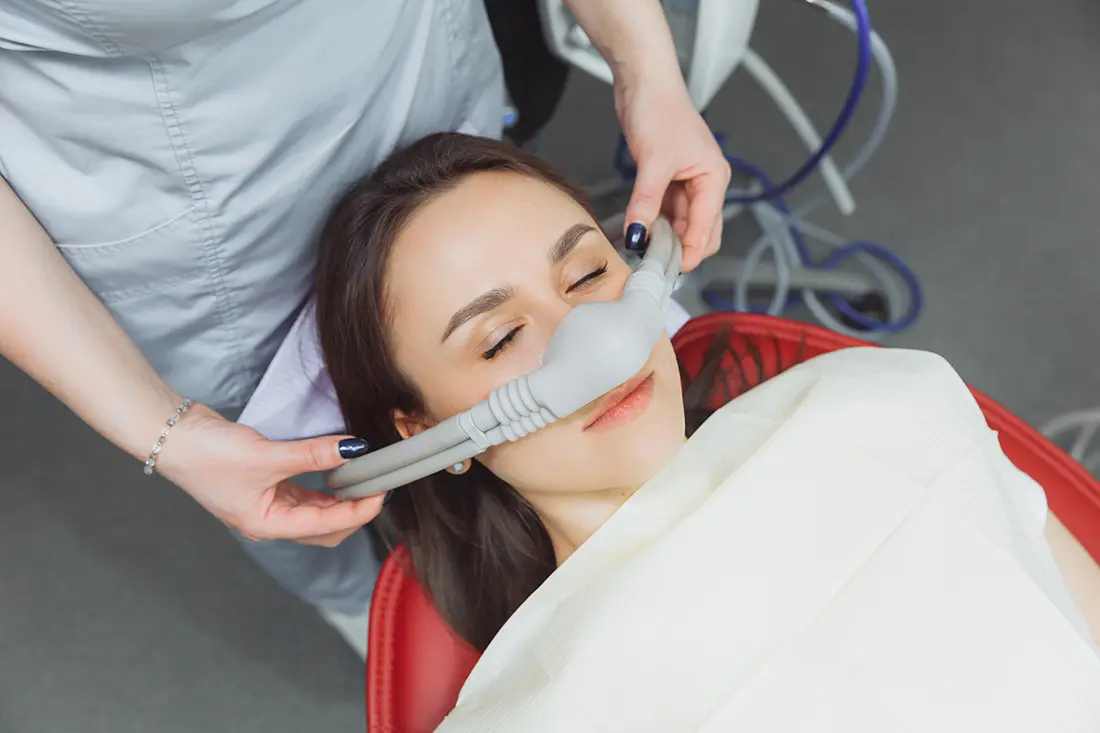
top-left (315, 133), bottom-right (595, 650)
top-left (315, 133), bottom-right (793, 651)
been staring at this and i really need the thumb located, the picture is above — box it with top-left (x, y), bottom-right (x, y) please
top-left (271, 434), bottom-right (363, 477)
top-left (624, 155), bottom-right (673, 237)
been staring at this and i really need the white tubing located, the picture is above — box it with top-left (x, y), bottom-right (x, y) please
top-left (722, 3), bottom-right (904, 340)
top-left (741, 47), bottom-right (855, 216)
top-left (336, 440), bottom-right (482, 499)
top-left (1039, 406), bottom-right (1100, 479)
top-left (795, 1), bottom-right (899, 219)
top-left (1041, 408), bottom-right (1100, 462)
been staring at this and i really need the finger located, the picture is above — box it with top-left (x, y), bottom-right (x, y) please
top-left (262, 489), bottom-right (385, 540)
top-left (668, 186), bottom-right (691, 239)
top-left (624, 155), bottom-right (674, 235)
top-left (283, 481), bottom-right (341, 508)
top-left (706, 213), bottom-right (724, 259)
top-left (681, 172), bottom-right (728, 272)
top-left (269, 434), bottom-right (364, 478)
top-left (222, 519), bottom-right (263, 543)
top-left (693, 184), bottom-right (723, 263)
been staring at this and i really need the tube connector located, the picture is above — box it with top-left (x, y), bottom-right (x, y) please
top-left (486, 375), bottom-right (557, 442)
top-left (623, 267), bottom-right (670, 305)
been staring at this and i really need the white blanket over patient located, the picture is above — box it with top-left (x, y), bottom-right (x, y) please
top-left (436, 348), bottom-right (1100, 732)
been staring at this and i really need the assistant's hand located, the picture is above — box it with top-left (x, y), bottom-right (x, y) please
top-left (155, 404), bottom-right (381, 546)
top-left (615, 79), bottom-right (731, 272)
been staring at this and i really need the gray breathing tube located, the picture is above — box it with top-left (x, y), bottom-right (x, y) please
top-left (325, 217), bottom-right (683, 500)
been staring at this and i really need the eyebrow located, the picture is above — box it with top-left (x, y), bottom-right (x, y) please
top-left (548, 223), bottom-right (596, 265)
top-left (440, 223), bottom-right (596, 343)
top-left (441, 286), bottom-right (515, 343)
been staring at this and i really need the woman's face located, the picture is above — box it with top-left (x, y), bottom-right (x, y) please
top-left (385, 171), bottom-right (686, 498)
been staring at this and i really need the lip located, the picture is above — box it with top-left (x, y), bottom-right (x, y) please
top-left (583, 371), bottom-right (655, 431)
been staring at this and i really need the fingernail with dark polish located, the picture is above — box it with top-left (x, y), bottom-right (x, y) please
top-left (383, 491), bottom-right (394, 506)
top-left (338, 438), bottom-right (369, 459)
top-left (625, 222), bottom-right (648, 252)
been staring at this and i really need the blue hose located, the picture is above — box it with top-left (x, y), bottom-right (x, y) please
top-left (614, 0), bottom-right (922, 335)
top-left (711, 153), bottom-right (802, 313)
top-left (726, 0), bottom-right (873, 203)
top-left (615, 0), bottom-right (873, 206)
top-left (817, 243), bottom-right (923, 333)
top-left (701, 151), bottom-right (924, 334)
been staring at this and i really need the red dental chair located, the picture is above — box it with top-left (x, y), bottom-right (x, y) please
top-left (365, 313), bottom-right (1100, 733)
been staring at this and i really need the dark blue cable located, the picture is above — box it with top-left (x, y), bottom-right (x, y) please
top-left (613, 0), bottom-right (922, 335)
top-left (615, 1), bottom-right (873, 205)
top-left (722, 152), bottom-right (808, 261)
top-left (700, 149), bottom-right (924, 333)
top-left (818, 243), bottom-right (923, 333)
top-left (728, 0), bottom-right (872, 203)
top-left (713, 152), bottom-right (803, 312)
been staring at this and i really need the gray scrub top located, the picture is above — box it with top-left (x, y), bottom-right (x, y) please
top-left (0, 0), bottom-right (504, 408)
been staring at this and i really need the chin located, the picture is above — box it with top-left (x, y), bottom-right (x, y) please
top-left (603, 406), bottom-right (686, 480)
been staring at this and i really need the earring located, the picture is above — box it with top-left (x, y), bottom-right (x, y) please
top-left (446, 460), bottom-right (471, 475)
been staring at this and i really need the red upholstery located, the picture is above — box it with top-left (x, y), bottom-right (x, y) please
top-left (365, 545), bottom-right (479, 733)
top-left (366, 313), bottom-right (1100, 732)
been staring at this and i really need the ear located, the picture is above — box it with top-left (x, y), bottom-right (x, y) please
top-left (392, 409), bottom-right (437, 440)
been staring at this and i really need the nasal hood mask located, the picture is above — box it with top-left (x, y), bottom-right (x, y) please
top-left (326, 217), bottom-right (683, 500)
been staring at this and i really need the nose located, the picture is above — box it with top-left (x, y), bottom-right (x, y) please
top-left (530, 281), bottom-right (667, 420)
top-left (539, 273), bottom-right (628, 345)
top-left (536, 297), bottom-right (576, 352)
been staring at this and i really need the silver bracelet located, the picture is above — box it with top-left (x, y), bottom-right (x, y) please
top-left (143, 398), bottom-right (193, 476)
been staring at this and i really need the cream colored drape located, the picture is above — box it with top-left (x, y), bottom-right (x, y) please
top-left (437, 348), bottom-right (1100, 732)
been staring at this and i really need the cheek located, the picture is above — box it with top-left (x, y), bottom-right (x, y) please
top-left (477, 426), bottom-right (587, 492)
top-left (401, 345), bottom-right (546, 423)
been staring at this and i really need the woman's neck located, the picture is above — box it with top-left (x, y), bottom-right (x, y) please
top-left (523, 485), bottom-right (642, 565)
top-left (520, 434), bottom-right (690, 564)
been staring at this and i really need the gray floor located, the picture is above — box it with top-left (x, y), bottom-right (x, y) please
top-left (3, 1), bottom-right (1100, 731)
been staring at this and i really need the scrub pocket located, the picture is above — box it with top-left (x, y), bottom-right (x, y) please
top-left (55, 205), bottom-right (206, 304)
top-left (54, 205), bottom-right (228, 395)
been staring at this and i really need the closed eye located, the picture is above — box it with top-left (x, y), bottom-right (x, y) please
top-left (567, 263), bottom-right (608, 293)
top-left (482, 263), bottom-right (609, 360)
top-left (482, 325), bottom-right (523, 360)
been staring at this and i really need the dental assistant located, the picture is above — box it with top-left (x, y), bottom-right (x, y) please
top-left (0, 0), bottom-right (730, 653)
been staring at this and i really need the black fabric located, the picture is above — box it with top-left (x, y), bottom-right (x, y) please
top-left (484, 0), bottom-right (572, 145)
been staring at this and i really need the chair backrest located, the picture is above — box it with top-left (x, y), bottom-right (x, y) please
top-left (366, 313), bottom-right (1100, 732)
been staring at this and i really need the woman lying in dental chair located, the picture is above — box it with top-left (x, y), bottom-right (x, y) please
top-left (314, 133), bottom-right (1100, 732)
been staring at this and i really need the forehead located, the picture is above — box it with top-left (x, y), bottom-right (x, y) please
top-left (384, 171), bottom-right (594, 322)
